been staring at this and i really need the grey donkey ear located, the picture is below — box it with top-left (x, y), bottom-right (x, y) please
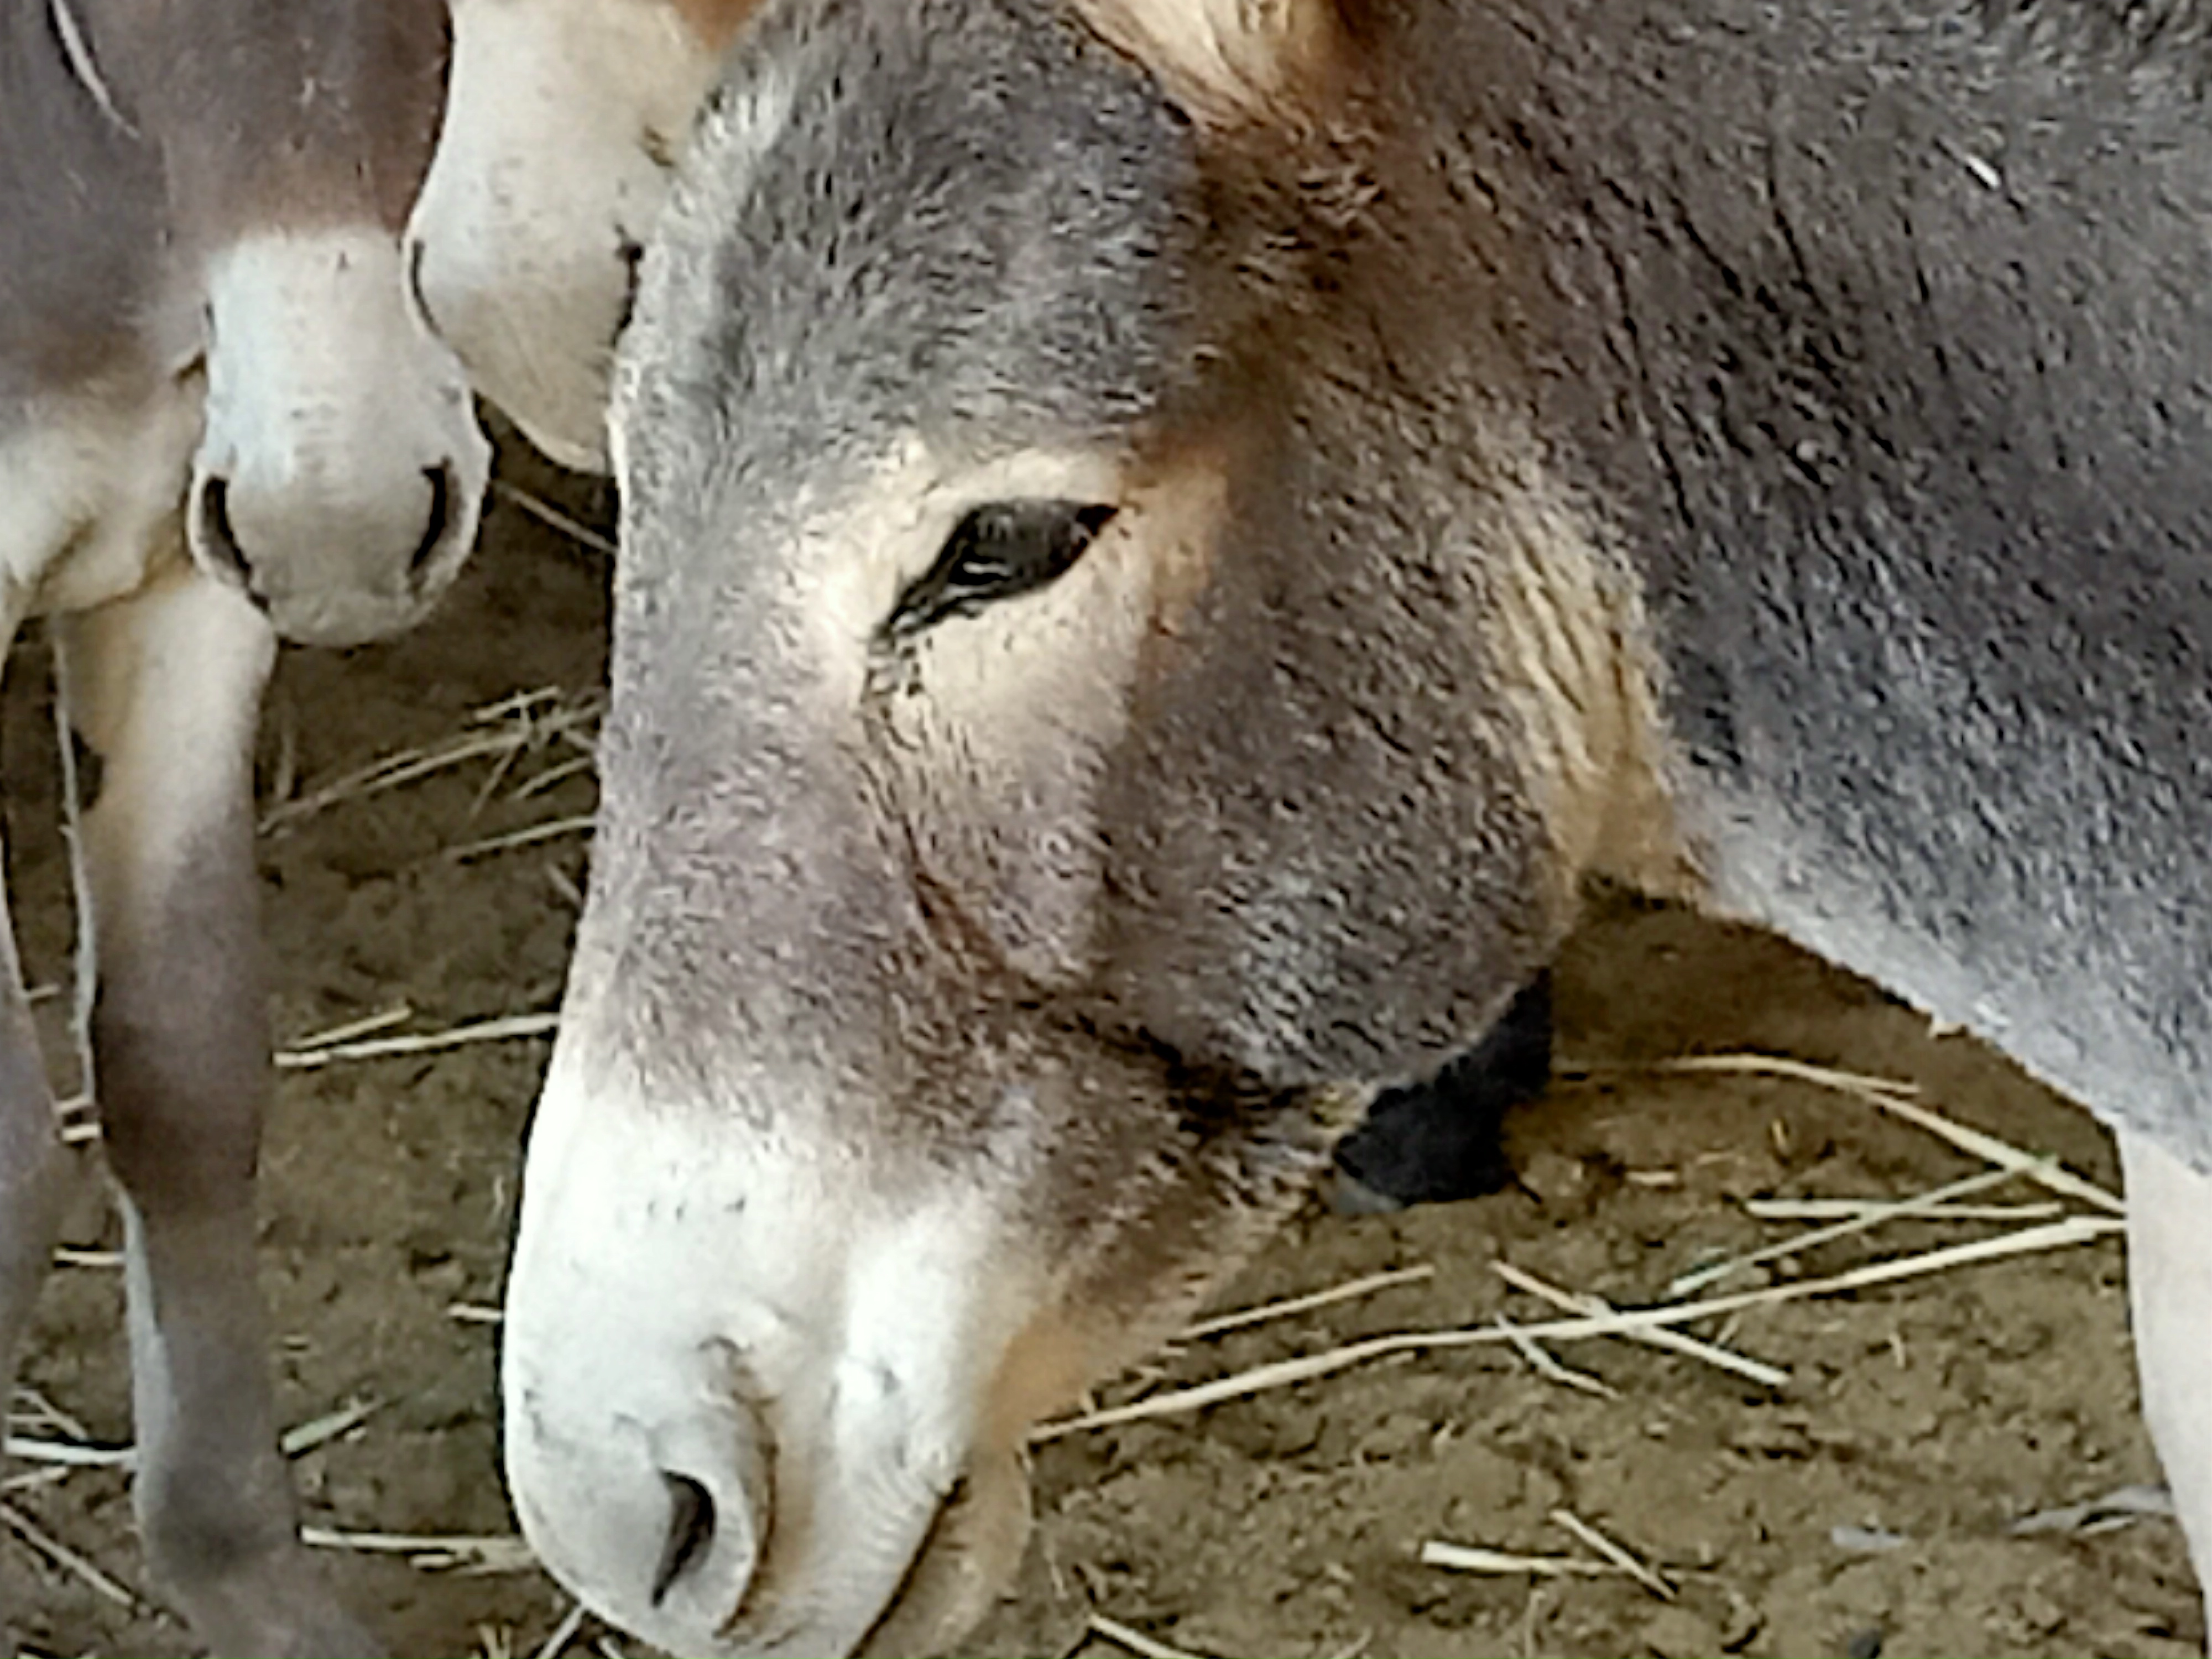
top-left (1072, 0), bottom-right (1347, 126)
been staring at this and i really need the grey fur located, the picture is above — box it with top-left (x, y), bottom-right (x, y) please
top-left (613, 0), bottom-right (2212, 1166)
top-left (523, 0), bottom-right (2212, 1648)
top-left (0, 1), bottom-right (167, 408)
top-left (2, 0), bottom-right (460, 412)
top-left (1496, 0), bottom-right (2212, 1170)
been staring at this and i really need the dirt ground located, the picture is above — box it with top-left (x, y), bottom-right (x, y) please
top-left (0, 435), bottom-right (2199, 1659)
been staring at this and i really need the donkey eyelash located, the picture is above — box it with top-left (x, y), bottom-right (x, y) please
top-left (883, 498), bottom-right (1119, 641)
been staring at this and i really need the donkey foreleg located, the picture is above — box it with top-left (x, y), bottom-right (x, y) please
top-left (2119, 1126), bottom-right (2212, 1653)
top-left (0, 898), bottom-right (65, 1380)
top-left (0, 897), bottom-right (67, 1652)
top-left (0, 603), bottom-right (67, 1376)
top-left (56, 567), bottom-right (376, 1658)
top-left (0, 624), bottom-right (71, 1643)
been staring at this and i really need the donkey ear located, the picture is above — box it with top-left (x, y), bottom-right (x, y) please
top-left (1074, 0), bottom-right (1347, 126)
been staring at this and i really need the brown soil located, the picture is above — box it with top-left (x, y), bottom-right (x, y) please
top-left (0, 437), bottom-right (2198, 1659)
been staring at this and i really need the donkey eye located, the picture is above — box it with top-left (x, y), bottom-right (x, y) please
top-left (885, 499), bottom-right (1118, 640)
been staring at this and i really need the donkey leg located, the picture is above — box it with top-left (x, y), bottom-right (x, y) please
top-left (56, 568), bottom-right (376, 1658)
top-left (0, 904), bottom-right (67, 1648)
top-left (0, 611), bottom-right (67, 1381)
top-left (0, 891), bottom-right (65, 1379)
top-left (1333, 969), bottom-right (1554, 1210)
top-left (0, 765), bottom-right (70, 1644)
top-left (2117, 1125), bottom-right (2212, 1647)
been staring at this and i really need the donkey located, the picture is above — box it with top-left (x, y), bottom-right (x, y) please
top-left (494, 0), bottom-right (2212, 1649)
top-left (2, 0), bottom-right (487, 1650)
top-left (406, 0), bottom-right (1557, 1212)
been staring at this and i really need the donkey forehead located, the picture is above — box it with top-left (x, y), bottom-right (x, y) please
top-left (618, 0), bottom-right (1204, 494)
top-left (101, 0), bottom-right (453, 229)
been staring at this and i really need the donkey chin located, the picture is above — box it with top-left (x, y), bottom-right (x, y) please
top-left (404, 0), bottom-right (732, 476)
top-left (187, 227), bottom-right (490, 647)
top-left (495, 1035), bottom-right (1156, 1659)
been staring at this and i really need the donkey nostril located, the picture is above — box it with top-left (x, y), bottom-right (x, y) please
top-left (651, 1473), bottom-right (717, 1606)
top-left (192, 477), bottom-right (259, 594)
top-left (411, 463), bottom-right (454, 580)
top-left (406, 237), bottom-right (436, 328)
top-left (615, 235), bottom-right (645, 337)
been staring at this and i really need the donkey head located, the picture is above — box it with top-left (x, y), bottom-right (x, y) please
top-left (86, 0), bottom-right (490, 645)
top-left (501, 0), bottom-right (1679, 1651)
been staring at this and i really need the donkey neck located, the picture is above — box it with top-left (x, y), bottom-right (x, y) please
top-left (1430, 0), bottom-right (2212, 1159)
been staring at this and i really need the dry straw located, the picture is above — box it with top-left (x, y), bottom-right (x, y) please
top-left (1, 1498), bottom-right (137, 1607)
top-left (1039, 1051), bottom-right (2124, 1441)
top-left (301, 1527), bottom-right (535, 1574)
top-left (1088, 1613), bottom-right (1214, 1659)
top-left (492, 482), bottom-right (616, 560)
top-left (275, 1012), bottom-right (560, 1071)
top-left (260, 686), bottom-right (602, 835)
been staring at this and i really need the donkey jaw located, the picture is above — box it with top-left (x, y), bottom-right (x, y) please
top-left (405, 0), bottom-right (724, 473)
top-left (499, 1046), bottom-right (1071, 1658)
